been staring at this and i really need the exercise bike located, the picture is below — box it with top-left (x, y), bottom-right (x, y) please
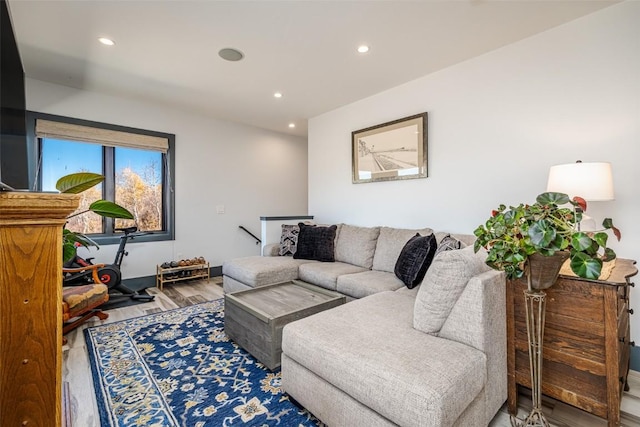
top-left (63, 226), bottom-right (155, 302)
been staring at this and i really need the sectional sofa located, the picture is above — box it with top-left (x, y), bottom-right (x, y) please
top-left (222, 224), bottom-right (507, 426)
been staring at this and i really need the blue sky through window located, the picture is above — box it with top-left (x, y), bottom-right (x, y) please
top-left (42, 139), bottom-right (161, 190)
top-left (41, 139), bottom-right (102, 191)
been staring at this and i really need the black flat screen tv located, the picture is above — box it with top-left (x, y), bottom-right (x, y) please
top-left (0, 0), bottom-right (29, 190)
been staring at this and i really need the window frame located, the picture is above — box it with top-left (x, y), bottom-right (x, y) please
top-left (27, 111), bottom-right (175, 245)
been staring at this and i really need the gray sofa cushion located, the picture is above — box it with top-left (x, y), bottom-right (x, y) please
top-left (282, 292), bottom-right (486, 426)
top-left (413, 246), bottom-right (491, 334)
top-left (298, 262), bottom-right (368, 291)
top-left (334, 224), bottom-right (380, 269)
top-left (222, 256), bottom-right (314, 288)
top-left (336, 270), bottom-right (404, 299)
top-left (372, 227), bottom-right (433, 273)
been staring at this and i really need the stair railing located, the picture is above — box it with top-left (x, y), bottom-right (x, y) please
top-left (238, 225), bottom-right (261, 245)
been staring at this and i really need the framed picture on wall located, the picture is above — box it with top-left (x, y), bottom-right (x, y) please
top-left (351, 112), bottom-right (428, 184)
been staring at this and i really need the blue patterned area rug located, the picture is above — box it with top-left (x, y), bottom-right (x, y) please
top-left (84, 299), bottom-right (321, 427)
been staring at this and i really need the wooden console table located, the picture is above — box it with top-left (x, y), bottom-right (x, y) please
top-left (507, 258), bottom-right (637, 426)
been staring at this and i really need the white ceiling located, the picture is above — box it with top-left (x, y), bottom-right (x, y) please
top-left (8, 0), bottom-right (618, 137)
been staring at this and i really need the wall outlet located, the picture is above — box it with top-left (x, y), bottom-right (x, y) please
top-left (216, 205), bottom-right (225, 214)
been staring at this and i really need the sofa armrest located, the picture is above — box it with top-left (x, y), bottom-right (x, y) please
top-left (438, 270), bottom-right (505, 350)
top-left (262, 243), bottom-right (280, 257)
top-left (438, 269), bottom-right (506, 424)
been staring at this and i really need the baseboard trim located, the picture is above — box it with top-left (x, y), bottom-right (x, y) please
top-left (122, 265), bottom-right (222, 292)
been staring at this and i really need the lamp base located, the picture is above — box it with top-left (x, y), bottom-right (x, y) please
top-left (578, 213), bottom-right (597, 231)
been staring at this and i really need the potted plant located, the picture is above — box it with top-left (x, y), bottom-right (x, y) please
top-left (473, 191), bottom-right (620, 289)
top-left (56, 172), bottom-right (134, 262)
top-left (474, 191), bottom-right (621, 426)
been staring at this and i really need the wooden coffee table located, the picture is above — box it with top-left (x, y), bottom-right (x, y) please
top-left (224, 280), bottom-right (346, 370)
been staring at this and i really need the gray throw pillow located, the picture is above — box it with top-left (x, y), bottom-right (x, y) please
top-left (279, 224), bottom-right (299, 256)
top-left (434, 234), bottom-right (466, 257)
top-left (413, 246), bottom-right (491, 335)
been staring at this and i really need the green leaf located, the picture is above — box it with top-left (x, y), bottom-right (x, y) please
top-left (570, 232), bottom-right (594, 252)
top-left (592, 232), bottom-right (608, 248)
top-left (536, 192), bottom-right (570, 206)
top-left (74, 233), bottom-right (99, 248)
top-left (528, 219), bottom-right (557, 248)
top-left (555, 233), bottom-right (569, 250)
top-left (89, 200), bottom-right (134, 219)
top-left (505, 252), bottom-right (526, 264)
top-left (603, 247), bottom-right (617, 262)
top-left (63, 229), bottom-right (99, 248)
top-left (62, 230), bottom-right (100, 261)
top-left (503, 209), bottom-right (516, 223)
top-left (570, 252), bottom-right (602, 279)
top-left (56, 172), bottom-right (104, 194)
top-left (62, 242), bottom-right (77, 263)
top-left (504, 264), bottom-right (524, 280)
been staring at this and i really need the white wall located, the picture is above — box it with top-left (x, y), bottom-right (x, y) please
top-left (27, 78), bottom-right (308, 279)
top-left (309, 3), bottom-right (640, 329)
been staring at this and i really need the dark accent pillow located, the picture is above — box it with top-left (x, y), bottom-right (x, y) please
top-left (394, 233), bottom-right (438, 289)
top-left (293, 223), bottom-right (337, 262)
top-left (279, 224), bottom-right (300, 256)
top-left (434, 234), bottom-right (465, 257)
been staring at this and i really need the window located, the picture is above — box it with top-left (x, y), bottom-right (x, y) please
top-left (28, 111), bottom-right (175, 244)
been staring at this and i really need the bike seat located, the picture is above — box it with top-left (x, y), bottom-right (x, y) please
top-left (115, 226), bottom-right (138, 234)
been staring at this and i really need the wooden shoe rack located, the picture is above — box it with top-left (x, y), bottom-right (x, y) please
top-left (156, 260), bottom-right (210, 290)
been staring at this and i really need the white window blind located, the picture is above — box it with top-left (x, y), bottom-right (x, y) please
top-left (35, 119), bottom-right (169, 153)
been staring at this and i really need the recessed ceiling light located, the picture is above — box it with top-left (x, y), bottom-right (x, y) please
top-left (98, 37), bottom-right (115, 46)
top-left (357, 45), bottom-right (369, 53)
top-left (288, 123), bottom-right (295, 128)
top-left (218, 48), bottom-right (244, 62)
top-left (274, 92), bottom-right (283, 98)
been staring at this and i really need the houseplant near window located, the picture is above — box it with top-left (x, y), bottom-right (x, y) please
top-left (473, 191), bottom-right (620, 427)
top-left (57, 172), bottom-right (134, 262)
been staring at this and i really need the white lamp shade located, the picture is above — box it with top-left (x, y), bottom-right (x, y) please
top-left (546, 162), bottom-right (614, 201)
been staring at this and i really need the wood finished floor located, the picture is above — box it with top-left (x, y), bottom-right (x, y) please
top-left (63, 277), bottom-right (640, 427)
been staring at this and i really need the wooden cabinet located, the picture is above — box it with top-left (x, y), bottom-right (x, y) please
top-left (507, 259), bottom-right (637, 426)
top-left (0, 192), bottom-right (79, 427)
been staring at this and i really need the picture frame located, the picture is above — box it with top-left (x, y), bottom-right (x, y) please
top-left (351, 112), bottom-right (427, 184)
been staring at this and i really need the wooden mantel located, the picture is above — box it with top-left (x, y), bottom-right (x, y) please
top-left (0, 192), bottom-right (79, 426)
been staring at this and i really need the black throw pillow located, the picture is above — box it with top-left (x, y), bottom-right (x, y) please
top-left (293, 223), bottom-right (337, 262)
top-left (394, 233), bottom-right (438, 289)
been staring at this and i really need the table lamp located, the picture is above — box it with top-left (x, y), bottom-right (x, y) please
top-left (546, 160), bottom-right (614, 230)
